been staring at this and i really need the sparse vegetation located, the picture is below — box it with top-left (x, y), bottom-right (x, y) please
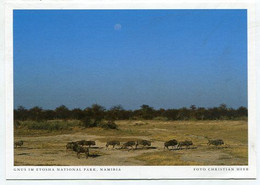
top-left (14, 120), bottom-right (247, 166)
top-left (81, 117), bottom-right (97, 128)
top-left (99, 121), bottom-right (118, 130)
top-left (20, 120), bottom-right (79, 131)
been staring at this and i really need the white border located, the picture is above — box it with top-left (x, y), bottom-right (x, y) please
top-left (4, 0), bottom-right (257, 179)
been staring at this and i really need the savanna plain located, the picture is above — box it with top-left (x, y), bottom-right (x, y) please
top-left (14, 120), bottom-right (248, 166)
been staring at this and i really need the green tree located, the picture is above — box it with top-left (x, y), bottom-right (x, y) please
top-left (55, 105), bottom-right (70, 120)
top-left (14, 106), bottom-right (28, 121)
top-left (43, 109), bottom-right (55, 120)
top-left (71, 108), bottom-right (85, 120)
top-left (237, 106), bottom-right (248, 117)
top-left (177, 107), bottom-right (190, 120)
top-left (218, 104), bottom-right (228, 119)
top-left (194, 107), bottom-right (206, 120)
top-left (140, 104), bottom-right (155, 120)
top-left (29, 106), bottom-right (43, 121)
top-left (81, 116), bottom-right (94, 128)
top-left (190, 105), bottom-right (197, 119)
top-left (106, 105), bottom-right (124, 121)
top-left (90, 104), bottom-right (105, 125)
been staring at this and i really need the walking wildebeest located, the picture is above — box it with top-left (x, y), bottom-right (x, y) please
top-left (122, 141), bottom-right (136, 150)
top-left (76, 140), bottom-right (96, 148)
top-left (164, 139), bottom-right (178, 150)
top-left (14, 140), bottom-right (23, 148)
top-left (207, 139), bottom-right (224, 146)
top-left (136, 140), bottom-right (151, 149)
top-left (73, 143), bottom-right (89, 159)
top-left (177, 140), bottom-right (193, 149)
top-left (85, 140), bottom-right (96, 148)
top-left (76, 140), bottom-right (87, 146)
top-left (106, 141), bottom-right (120, 149)
top-left (66, 142), bottom-right (77, 150)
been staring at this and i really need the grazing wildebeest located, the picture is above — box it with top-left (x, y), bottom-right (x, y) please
top-left (106, 141), bottom-right (120, 149)
top-left (207, 139), bottom-right (224, 146)
top-left (85, 140), bottom-right (96, 148)
top-left (14, 140), bottom-right (23, 148)
top-left (76, 140), bottom-right (87, 146)
top-left (135, 140), bottom-right (151, 149)
top-left (122, 141), bottom-right (136, 150)
top-left (73, 143), bottom-right (89, 159)
top-left (66, 142), bottom-right (77, 150)
top-left (164, 139), bottom-right (178, 150)
top-left (177, 140), bottom-right (193, 149)
top-left (76, 140), bottom-right (96, 148)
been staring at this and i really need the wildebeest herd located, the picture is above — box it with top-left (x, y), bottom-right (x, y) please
top-left (14, 138), bottom-right (225, 159)
top-left (65, 138), bottom-right (224, 159)
top-left (164, 139), bottom-right (194, 149)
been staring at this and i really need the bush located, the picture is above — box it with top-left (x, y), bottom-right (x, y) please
top-left (153, 116), bottom-right (169, 121)
top-left (14, 120), bottom-right (21, 128)
top-left (26, 120), bottom-right (75, 131)
top-left (100, 121), bottom-right (118, 130)
top-left (81, 117), bottom-right (97, 128)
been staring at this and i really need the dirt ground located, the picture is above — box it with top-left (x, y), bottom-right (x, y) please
top-left (14, 120), bottom-right (248, 166)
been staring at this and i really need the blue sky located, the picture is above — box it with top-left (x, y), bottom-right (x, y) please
top-left (13, 10), bottom-right (247, 110)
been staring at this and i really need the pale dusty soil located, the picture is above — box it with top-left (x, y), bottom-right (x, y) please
top-left (181, 149), bottom-right (243, 165)
top-left (14, 133), bottom-right (162, 166)
top-left (14, 133), bottom-right (245, 166)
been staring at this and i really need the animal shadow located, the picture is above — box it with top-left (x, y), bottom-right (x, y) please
top-left (88, 153), bottom-right (101, 158)
top-left (17, 153), bottom-right (30, 156)
top-left (135, 146), bottom-right (157, 150)
top-left (168, 146), bottom-right (198, 151)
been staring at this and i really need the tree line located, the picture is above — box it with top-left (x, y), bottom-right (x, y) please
top-left (14, 104), bottom-right (247, 122)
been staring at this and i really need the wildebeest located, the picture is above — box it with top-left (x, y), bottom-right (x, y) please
top-left (66, 142), bottom-right (77, 150)
top-left (14, 140), bottom-right (23, 148)
top-left (85, 140), bottom-right (96, 147)
top-left (73, 143), bottom-right (89, 159)
top-left (177, 140), bottom-right (193, 149)
top-left (207, 139), bottom-right (224, 146)
top-left (135, 140), bottom-right (151, 149)
top-left (122, 141), bottom-right (136, 150)
top-left (76, 140), bottom-right (87, 146)
top-left (106, 141), bottom-right (120, 149)
top-left (76, 140), bottom-right (96, 148)
top-left (164, 139), bottom-right (178, 150)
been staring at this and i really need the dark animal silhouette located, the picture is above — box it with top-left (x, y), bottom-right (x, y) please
top-left (136, 140), bottom-right (151, 149)
top-left (122, 141), bottom-right (136, 149)
top-left (164, 139), bottom-right (178, 150)
top-left (76, 140), bottom-right (87, 146)
top-left (14, 140), bottom-right (23, 148)
top-left (177, 140), bottom-right (193, 149)
top-left (106, 141), bottom-right (120, 149)
top-left (207, 139), bottom-right (224, 146)
top-left (73, 143), bottom-right (89, 159)
top-left (76, 140), bottom-right (96, 147)
top-left (85, 140), bottom-right (96, 147)
top-left (66, 142), bottom-right (77, 150)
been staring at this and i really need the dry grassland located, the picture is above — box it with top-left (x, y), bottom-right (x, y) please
top-left (14, 120), bottom-right (247, 166)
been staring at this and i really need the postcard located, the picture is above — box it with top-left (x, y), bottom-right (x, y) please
top-left (3, 0), bottom-right (257, 179)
